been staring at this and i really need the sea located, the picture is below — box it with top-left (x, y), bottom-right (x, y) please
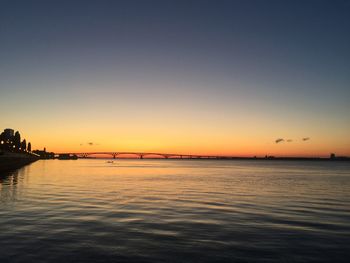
top-left (0, 159), bottom-right (350, 262)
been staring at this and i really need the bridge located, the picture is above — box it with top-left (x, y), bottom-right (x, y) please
top-left (57, 152), bottom-right (231, 159)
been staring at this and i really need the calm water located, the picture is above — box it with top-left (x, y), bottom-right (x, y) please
top-left (1, 160), bottom-right (350, 262)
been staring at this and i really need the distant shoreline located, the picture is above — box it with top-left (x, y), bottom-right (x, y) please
top-left (53, 151), bottom-right (349, 161)
top-left (77, 156), bottom-right (350, 161)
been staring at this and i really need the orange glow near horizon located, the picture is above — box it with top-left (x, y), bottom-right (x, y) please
top-left (8, 122), bottom-right (348, 158)
top-left (2, 97), bottom-right (350, 158)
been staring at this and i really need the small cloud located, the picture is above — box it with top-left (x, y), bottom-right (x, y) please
top-left (80, 142), bottom-right (99, 146)
top-left (287, 139), bottom-right (293, 142)
top-left (275, 138), bottom-right (284, 144)
top-left (302, 137), bottom-right (310, 141)
top-left (88, 142), bottom-right (100, 146)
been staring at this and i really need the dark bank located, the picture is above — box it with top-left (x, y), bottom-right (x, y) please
top-left (0, 128), bottom-right (39, 173)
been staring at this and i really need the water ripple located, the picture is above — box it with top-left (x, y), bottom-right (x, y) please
top-left (1, 160), bottom-right (350, 262)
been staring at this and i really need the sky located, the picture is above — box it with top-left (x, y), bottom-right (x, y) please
top-left (1, 0), bottom-right (349, 156)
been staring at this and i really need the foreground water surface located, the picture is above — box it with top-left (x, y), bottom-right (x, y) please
top-left (0, 159), bottom-right (350, 262)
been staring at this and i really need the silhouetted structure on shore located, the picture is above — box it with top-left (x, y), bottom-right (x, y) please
top-left (58, 154), bottom-right (78, 160)
top-left (330, 153), bottom-right (349, 161)
top-left (0, 128), bottom-right (39, 172)
top-left (1, 128), bottom-right (54, 160)
top-left (33, 148), bottom-right (55, 159)
top-left (0, 128), bottom-right (33, 154)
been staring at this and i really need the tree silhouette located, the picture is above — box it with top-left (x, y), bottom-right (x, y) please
top-left (21, 139), bottom-right (27, 152)
top-left (1, 129), bottom-right (35, 154)
top-left (2, 131), bottom-right (9, 142)
top-left (14, 131), bottom-right (21, 151)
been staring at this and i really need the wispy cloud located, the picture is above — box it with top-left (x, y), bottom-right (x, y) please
top-left (302, 137), bottom-right (310, 141)
top-left (287, 139), bottom-right (293, 142)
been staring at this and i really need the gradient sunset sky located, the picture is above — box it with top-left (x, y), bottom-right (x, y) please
top-left (1, 0), bottom-right (349, 156)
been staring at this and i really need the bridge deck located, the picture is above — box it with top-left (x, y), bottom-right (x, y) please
top-left (56, 152), bottom-right (230, 159)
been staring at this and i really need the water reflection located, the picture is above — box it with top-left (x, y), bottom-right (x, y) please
top-left (0, 169), bottom-right (23, 203)
top-left (0, 160), bottom-right (349, 262)
top-left (0, 169), bottom-right (19, 185)
top-left (0, 163), bottom-right (33, 185)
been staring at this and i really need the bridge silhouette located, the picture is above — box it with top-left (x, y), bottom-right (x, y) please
top-left (58, 152), bottom-right (231, 159)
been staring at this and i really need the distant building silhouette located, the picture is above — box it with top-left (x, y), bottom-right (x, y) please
top-left (33, 148), bottom-right (55, 159)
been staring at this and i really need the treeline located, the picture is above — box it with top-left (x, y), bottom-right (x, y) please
top-left (0, 129), bottom-right (32, 153)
